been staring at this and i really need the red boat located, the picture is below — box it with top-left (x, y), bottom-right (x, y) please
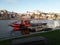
top-left (9, 23), bottom-right (30, 35)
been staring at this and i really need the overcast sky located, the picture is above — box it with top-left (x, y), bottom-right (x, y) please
top-left (0, 0), bottom-right (60, 13)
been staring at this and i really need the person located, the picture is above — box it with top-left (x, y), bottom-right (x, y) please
top-left (20, 20), bottom-right (31, 35)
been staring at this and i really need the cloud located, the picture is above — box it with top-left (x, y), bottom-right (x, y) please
top-left (5, 0), bottom-right (19, 3)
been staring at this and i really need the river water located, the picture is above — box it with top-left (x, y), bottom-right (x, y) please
top-left (0, 20), bottom-right (60, 40)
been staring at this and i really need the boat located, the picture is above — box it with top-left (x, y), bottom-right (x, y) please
top-left (29, 23), bottom-right (52, 32)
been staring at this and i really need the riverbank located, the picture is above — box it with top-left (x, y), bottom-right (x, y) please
top-left (0, 29), bottom-right (60, 45)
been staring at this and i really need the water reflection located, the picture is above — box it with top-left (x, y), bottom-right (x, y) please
top-left (0, 20), bottom-right (60, 40)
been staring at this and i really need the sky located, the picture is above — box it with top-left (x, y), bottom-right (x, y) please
top-left (0, 0), bottom-right (60, 13)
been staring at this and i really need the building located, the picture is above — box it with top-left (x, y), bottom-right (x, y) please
top-left (0, 10), bottom-right (20, 20)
